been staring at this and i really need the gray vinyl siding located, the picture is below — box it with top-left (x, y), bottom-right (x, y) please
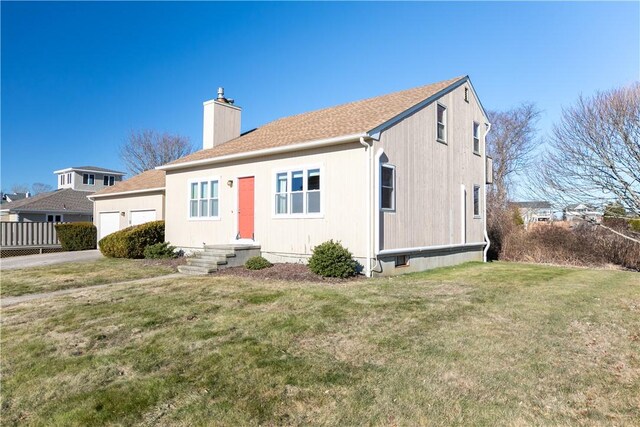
top-left (71, 171), bottom-right (123, 192)
top-left (375, 83), bottom-right (487, 250)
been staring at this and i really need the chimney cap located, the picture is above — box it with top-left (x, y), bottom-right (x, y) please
top-left (216, 87), bottom-right (234, 104)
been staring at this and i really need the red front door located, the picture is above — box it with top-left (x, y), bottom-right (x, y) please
top-left (238, 177), bottom-right (255, 239)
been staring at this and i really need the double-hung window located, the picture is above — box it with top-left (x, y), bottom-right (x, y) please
top-left (473, 122), bottom-right (480, 154)
top-left (380, 164), bottom-right (395, 211)
top-left (437, 103), bottom-right (447, 143)
top-left (473, 185), bottom-right (481, 217)
top-left (274, 167), bottom-right (321, 216)
top-left (60, 175), bottom-right (65, 186)
top-left (83, 173), bottom-right (95, 185)
top-left (189, 179), bottom-right (219, 219)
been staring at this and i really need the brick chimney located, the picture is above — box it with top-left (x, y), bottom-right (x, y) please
top-left (202, 87), bottom-right (241, 150)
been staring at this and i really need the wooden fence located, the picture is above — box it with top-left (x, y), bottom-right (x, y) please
top-left (0, 222), bottom-right (61, 247)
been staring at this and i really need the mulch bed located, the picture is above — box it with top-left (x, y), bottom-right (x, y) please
top-left (214, 263), bottom-right (362, 282)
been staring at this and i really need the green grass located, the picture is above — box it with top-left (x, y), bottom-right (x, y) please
top-left (1, 261), bottom-right (639, 425)
top-left (0, 258), bottom-right (176, 297)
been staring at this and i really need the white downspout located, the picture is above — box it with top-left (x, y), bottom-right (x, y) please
top-left (483, 122), bottom-right (492, 262)
top-left (359, 136), bottom-right (372, 277)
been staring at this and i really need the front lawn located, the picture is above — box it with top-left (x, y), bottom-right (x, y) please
top-left (1, 258), bottom-right (177, 297)
top-left (1, 262), bottom-right (638, 425)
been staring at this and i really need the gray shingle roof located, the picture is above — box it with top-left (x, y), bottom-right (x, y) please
top-left (0, 189), bottom-right (92, 214)
top-left (68, 166), bottom-right (125, 175)
top-left (511, 201), bottom-right (552, 209)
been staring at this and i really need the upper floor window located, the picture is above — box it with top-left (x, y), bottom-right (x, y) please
top-left (274, 167), bottom-right (322, 216)
top-left (60, 175), bottom-right (65, 186)
top-left (437, 103), bottom-right (447, 143)
top-left (464, 87), bottom-right (469, 103)
top-left (473, 185), bottom-right (481, 217)
top-left (83, 173), bottom-right (95, 185)
top-left (103, 175), bottom-right (115, 186)
top-left (381, 164), bottom-right (395, 211)
top-left (189, 179), bottom-right (219, 219)
top-left (67, 173), bottom-right (72, 184)
top-left (473, 122), bottom-right (480, 154)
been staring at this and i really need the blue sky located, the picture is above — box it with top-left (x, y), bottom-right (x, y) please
top-left (2, 1), bottom-right (638, 192)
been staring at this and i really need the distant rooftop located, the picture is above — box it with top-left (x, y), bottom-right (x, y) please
top-left (54, 166), bottom-right (125, 175)
top-left (0, 189), bottom-right (92, 214)
top-left (511, 201), bottom-right (552, 209)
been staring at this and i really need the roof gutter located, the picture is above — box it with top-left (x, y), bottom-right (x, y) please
top-left (157, 133), bottom-right (368, 172)
top-left (483, 122), bottom-right (492, 263)
top-left (359, 136), bottom-right (373, 277)
top-left (87, 187), bottom-right (165, 200)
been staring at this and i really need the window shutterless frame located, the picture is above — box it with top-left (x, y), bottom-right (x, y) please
top-left (187, 177), bottom-right (221, 221)
top-left (380, 163), bottom-right (396, 212)
top-left (473, 121), bottom-right (480, 155)
top-left (436, 102), bottom-right (447, 144)
top-left (272, 164), bottom-right (324, 218)
top-left (473, 185), bottom-right (481, 218)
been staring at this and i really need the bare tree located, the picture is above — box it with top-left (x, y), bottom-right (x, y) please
top-left (533, 82), bottom-right (640, 215)
top-left (10, 184), bottom-right (31, 194)
top-left (485, 103), bottom-right (541, 259)
top-left (31, 182), bottom-right (53, 195)
top-left (486, 103), bottom-right (541, 204)
top-left (119, 130), bottom-right (194, 175)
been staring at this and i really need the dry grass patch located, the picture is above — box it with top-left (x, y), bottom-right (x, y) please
top-left (0, 258), bottom-right (177, 297)
top-left (1, 262), bottom-right (639, 425)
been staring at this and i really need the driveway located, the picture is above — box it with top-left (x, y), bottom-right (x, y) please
top-left (0, 250), bottom-right (103, 270)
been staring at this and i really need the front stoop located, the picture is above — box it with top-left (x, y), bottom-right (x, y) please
top-left (177, 244), bottom-right (261, 275)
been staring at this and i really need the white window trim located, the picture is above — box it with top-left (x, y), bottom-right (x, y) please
top-left (473, 121), bottom-right (480, 155)
top-left (271, 164), bottom-right (324, 219)
top-left (380, 163), bottom-right (396, 212)
top-left (473, 184), bottom-right (481, 218)
top-left (436, 102), bottom-right (447, 144)
top-left (187, 176), bottom-right (221, 221)
top-left (67, 172), bottom-right (72, 186)
top-left (103, 175), bottom-right (116, 186)
top-left (83, 173), bottom-right (95, 186)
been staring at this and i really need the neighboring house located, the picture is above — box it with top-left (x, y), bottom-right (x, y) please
top-left (88, 169), bottom-right (166, 241)
top-left (1, 192), bottom-right (30, 204)
top-left (511, 201), bottom-right (553, 226)
top-left (0, 166), bottom-right (124, 223)
top-left (564, 203), bottom-right (603, 223)
top-left (93, 76), bottom-right (492, 276)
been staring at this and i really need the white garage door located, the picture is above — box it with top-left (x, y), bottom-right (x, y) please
top-left (130, 210), bottom-right (156, 226)
top-left (99, 212), bottom-right (120, 240)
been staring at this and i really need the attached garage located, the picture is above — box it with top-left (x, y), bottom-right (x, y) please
top-left (98, 212), bottom-right (120, 240)
top-left (88, 169), bottom-right (166, 242)
top-left (130, 209), bottom-right (157, 226)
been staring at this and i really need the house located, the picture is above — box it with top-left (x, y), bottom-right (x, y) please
top-left (511, 201), bottom-right (553, 226)
top-left (564, 203), bottom-right (603, 223)
top-left (92, 76), bottom-right (492, 276)
top-left (0, 166), bottom-right (124, 222)
top-left (88, 169), bottom-right (165, 240)
top-left (1, 192), bottom-right (30, 204)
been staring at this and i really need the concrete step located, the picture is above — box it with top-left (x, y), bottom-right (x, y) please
top-left (178, 265), bottom-right (216, 275)
top-left (187, 258), bottom-right (227, 268)
top-left (199, 250), bottom-right (236, 258)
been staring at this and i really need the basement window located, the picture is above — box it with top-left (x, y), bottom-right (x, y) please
top-left (395, 255), bottom-right (409, 267)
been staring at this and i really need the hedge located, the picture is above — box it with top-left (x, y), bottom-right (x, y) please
top-left (99, 220), bottom-right (165, 259)
top-left (55, 222), bottom-right (97, 251)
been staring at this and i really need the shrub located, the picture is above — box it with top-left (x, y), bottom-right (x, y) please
top-left (143, 242), bottom-right (177, 259)
top-left (55, 222), bottom-right (97, 251)
top-left (501, 223), bottom-right (640, 271)
top-left (245, 256), bottom-right (273, 270)
top-left (308, 240), bottom-right (357, 278)
top-left (629, 218), bottom-right (640, 233)
top-left (99, 220), bottom-right (165, 259)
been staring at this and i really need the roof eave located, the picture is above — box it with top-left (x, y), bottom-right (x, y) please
top-left (157, 133), bottom-right (368, 172)
top-left (367, 76), bottom-right (490, 138)
top-left (88, 187), bottom-right (166, 200)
